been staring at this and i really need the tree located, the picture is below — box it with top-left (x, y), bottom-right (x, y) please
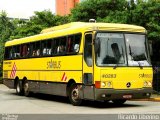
top-left (71, 0), bottom-right (129, 22)
top-left (0, 11), bottom-right (15, 42)
top-left (0, 11), bottom-right (15, 64)
top-left (11, 10), bottom-right (70, 39)
top-left (131, 0), bottom-right (160, 41)
top-left (71, 0), bottom-right (160, 41)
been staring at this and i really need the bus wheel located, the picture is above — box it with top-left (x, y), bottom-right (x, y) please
top-left (15, 80), bottom-right (23, 95)
top-left (112, 99), bottom-right (126, 105)
top-left (23, 81), bottom-right (30, 97)
top-left (69, 84), bottom-right (82, 106)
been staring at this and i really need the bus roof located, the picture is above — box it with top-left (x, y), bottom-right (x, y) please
top-left (5, 22), bottom-right (146, 47)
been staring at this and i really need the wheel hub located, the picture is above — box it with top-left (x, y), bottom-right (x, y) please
top-left (24, 83), bottom-right (29, 93)
top-left (16, 83), bottom-right (20, 93)
top-left (72, 88), bottom-right (79, 101)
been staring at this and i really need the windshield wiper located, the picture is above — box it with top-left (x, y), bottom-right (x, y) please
top-left (113, 64), bottom-right (118, 69)
top-left (137, 61), bottom-right (143, 69)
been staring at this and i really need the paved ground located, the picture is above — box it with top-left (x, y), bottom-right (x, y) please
top-left (131, 94), bottom-right (160, 102)
top-left (0, 84), bottom-right (160, 115)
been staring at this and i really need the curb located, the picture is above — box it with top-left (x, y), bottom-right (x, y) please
top-left (130, 98), bottom-right (160, 102)
top-left (150, 98), bottom-right (160, 102)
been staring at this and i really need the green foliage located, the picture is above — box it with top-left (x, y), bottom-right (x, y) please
top-left (11, 10), bottom-right (70, 39)
top-left (71, 0), bottom-right (160, 41)
top-left (71, 0), bottom-right (129, 22)
top-left (0, 11), bottom-right (15, 64)
top-left (130, 0), bottom-right (160, 41)
top-left (0, 11), bottom-right (15, 43)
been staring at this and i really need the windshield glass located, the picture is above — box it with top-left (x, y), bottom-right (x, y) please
top-left (95, 32), bottom-right (151, 67)
top-left (125, 34), bottom-right (150, 66)
top-left (95, 33), bottom-right (127, 66)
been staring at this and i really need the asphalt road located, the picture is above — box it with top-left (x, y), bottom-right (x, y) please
top-left (0, 84), bottom-right (160, 120)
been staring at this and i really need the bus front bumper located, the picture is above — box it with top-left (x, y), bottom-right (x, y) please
top-left (94, 88), bottom-right (153, 101)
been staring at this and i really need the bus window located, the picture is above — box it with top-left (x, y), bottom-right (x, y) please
top-left (57, 37), bottom-right (67, 54)
top-left (31, 42), bottom-right (40, 57)
top-left (13, 45), bottom-right (20, 59)
top-left (42, 40), bottom-right (52, 56)
top-left (67, 36), bottom-right (74, 53)
top-left (36, 42), bottom-right (41, 56)
top-left (42, 40), bottom-right (46, 55)
top-left (52, 38), bottom-right (59, 55)
top-left (9, 47), bottom-right (14, 59)
top-left (20, 44), bottom-right (29, 58)
top-left (74, 34), bottom-right (81, 53)
top-left (95, 33), bottom-right (126, 66)
top-left (125, 34), bottom-right (150, 66)
top-left (4, 47), bottom-right (11, 60)
top-left (67, 34), bottom-right (81, 53)
top-left (47, 40), bottom-right (52, 55)
top-left (84, 34), bottom-right (92, 67)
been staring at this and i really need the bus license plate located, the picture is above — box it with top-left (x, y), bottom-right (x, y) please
top-left (123, 95), bottom-right (132, 99)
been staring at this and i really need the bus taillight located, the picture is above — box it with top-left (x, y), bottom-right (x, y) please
top-left (95, 81), bottom-right (101, 88)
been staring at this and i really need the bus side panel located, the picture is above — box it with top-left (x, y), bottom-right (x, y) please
top-left (27, 70), bottom-right (83, 96)
top-left (3, 55), bottom-right (83, 96)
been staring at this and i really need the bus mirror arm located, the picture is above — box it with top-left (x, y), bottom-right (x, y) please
top-left (138, 62), bottom-right (143, 69)
top-left (113, 64), bottom-right (118, 69)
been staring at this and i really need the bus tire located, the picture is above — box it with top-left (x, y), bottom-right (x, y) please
top-left (23, 80), bottom-right (30, 97)
top-left (69, 84), bottom-right (82, 106)
top-left (112, 99), bottom-right (126, 105)
top-left (15, 80), bottom-right (23, 96)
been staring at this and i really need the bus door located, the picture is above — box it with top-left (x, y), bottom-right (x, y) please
top-left (83, 32), bottom-right (94, 100)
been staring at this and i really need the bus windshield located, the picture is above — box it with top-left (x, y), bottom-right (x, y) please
top-left (95, 32), bottom-right (151, 67)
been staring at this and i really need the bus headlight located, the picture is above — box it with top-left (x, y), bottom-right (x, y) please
top-left (147, 81), bottom-right (152, 87)
top-left (144, 81), bottom-right (147, 87)
top-left (101, 81), bottom-right (112, 88)
top-left (101, 82), bottom-right (106, 87)
top-left (107, 81), bottom-right (112, 87)
top-left (144, 81), bottom-right (152, 87)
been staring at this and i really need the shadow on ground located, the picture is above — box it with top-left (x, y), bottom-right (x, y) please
top-left (10, 92), bottom-right (144, 109)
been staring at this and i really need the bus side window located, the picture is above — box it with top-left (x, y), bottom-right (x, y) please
top-left (42, 40), bottom-right (52, 56)
top-left (13, 45), bottom-right (20, 59)
top-left (74, 34), bottom-right (81, 53)
top-left (42, 40), bottom-right (47, 56)
top-left (57, 37), bottom-right (67, 54)
top-left (67, 36), bottom-right (74, 53)
top-left (84, 34), bottom-right (92, 67)
top-left (67, 34), bottom-right (81, 53)
top-left (52, 38), bottom-right (59, 55)
top-left (4, 47), bottom-right (11, 60)
top-left (32, 43), bottom-right (36, 57)
top-left (31, 42), bottom-right (40, 57)
top-left (47, 40), bottom-right (52, 55)
top-left (9, 47), bottom-right (14, 59)
top-left (20, 44), bottom-right (29, 58)
top-left (36, 42), bottom-right (40, 56)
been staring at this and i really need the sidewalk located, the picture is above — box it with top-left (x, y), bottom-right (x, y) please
top-left (0, 80), bottom-right (3, 84)
top-left (0, 77), bottom-right (3, 84)
top-left (149, 94), bottom-right (160, 102)
top-left (131, 93), bottom-right (160, 102)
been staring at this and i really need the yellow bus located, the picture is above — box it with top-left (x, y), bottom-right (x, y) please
top-left (3, 22), bottom-right (153, 106)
